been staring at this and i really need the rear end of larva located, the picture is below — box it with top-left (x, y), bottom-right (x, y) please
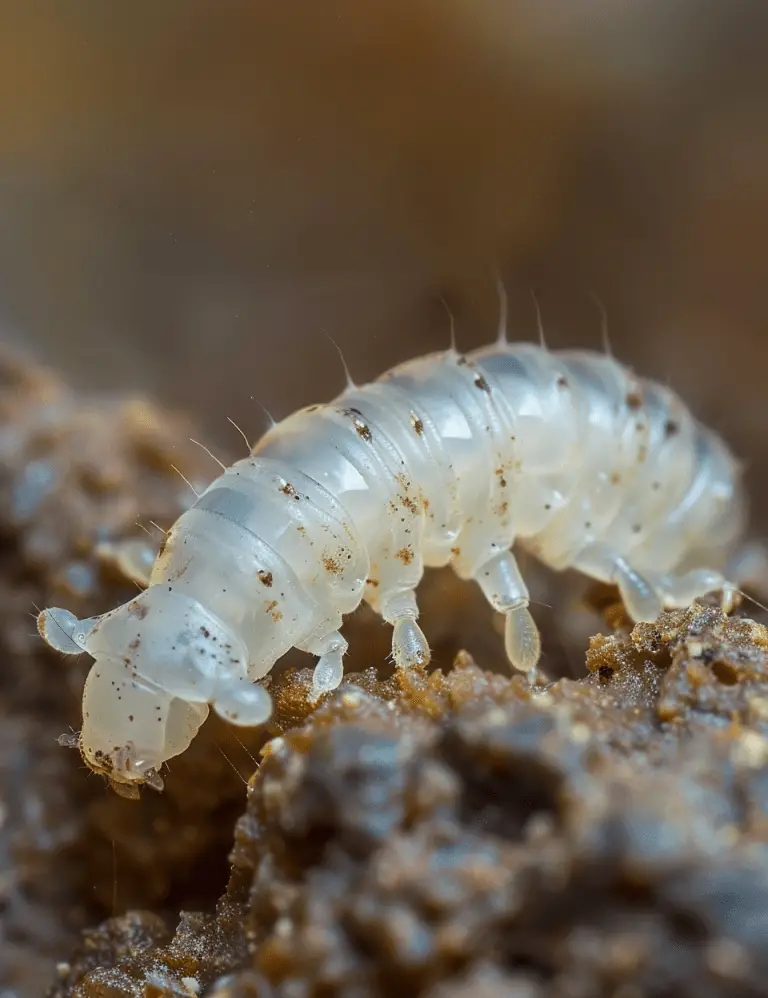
top-left (36, 341), bottom-right (747, 795)
top-left (504, 350), bottom-right (746, 621)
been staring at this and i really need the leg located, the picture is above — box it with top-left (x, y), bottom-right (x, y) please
top-left (96, 538), bottom-right (157, 587)
top-left (656, 567), bottom-right (736, 614)
top-left (727, 541), bottom-right (768, 605)
top-left (572, 546), bottom-right (665, 623)
top-left (612, 559), bottom-right (736, 620)
top-left (37, 607), bottom-right (101, 654)
top-left (473, 550), bottom-right (541, 674)
top-left (212, 678), bottom-right (272, 725)
top-left (610, 556), bottom-right (664, 622)
top-left (380, 589), bottom-right (431, 670)
top-left (302, 629), bottom-right (349, 702)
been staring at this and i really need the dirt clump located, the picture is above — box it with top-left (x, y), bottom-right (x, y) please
top-left (0, 354), bottom-right (267, 995)
top-left (2, 354), bottom-right (768, 998)
top-left (54, 608), bottom-right (768, 998)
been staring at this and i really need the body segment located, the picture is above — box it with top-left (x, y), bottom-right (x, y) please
top-left (38, 342), bottom-right (745, 791)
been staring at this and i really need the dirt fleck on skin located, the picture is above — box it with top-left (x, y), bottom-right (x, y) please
top-left (322, 554), bottom-right (344, 576)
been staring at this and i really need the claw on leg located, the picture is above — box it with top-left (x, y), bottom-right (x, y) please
top-left (308, 632), bottom-right (348, 702)
top-left (391, 616), bottom-right (431, 669)
top-left (612, 557), bottom-right (663, 622)
top-left (473, 549), bottom-right (542, 676)
top-left (719, 582), bottom-right (738, 615)
top-left (381, 590), bottom-right (431, 671)
top-left (657, 567), bottom-right (738, 615)
top-left (504, 603), bottom-right (541, 674)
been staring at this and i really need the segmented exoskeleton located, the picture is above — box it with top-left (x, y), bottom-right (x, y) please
top-left (38, 323), bottom-right (744, 792)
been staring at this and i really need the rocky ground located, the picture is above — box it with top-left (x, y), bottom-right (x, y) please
top-left (2, 354), bottom-right (768, 998)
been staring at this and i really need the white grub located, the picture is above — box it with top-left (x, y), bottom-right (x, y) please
top-left (38, 341), bottom-right (745, 791)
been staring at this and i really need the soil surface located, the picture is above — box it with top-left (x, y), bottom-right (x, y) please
top-left (2, 355), bottom-right (767, 998)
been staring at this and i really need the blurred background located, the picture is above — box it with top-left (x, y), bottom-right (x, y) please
top-left (1, 0), bottom-right (766, 499)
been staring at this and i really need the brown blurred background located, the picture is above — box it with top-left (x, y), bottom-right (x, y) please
top-left (0, 0), bottom-right (767, 500)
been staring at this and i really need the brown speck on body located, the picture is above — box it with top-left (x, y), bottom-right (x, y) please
top-left (323, 556), bottom-right (342, 575)
top-left (665, 419), bottom-right (680, 438)
top-left (474, 375), bottom-right (491, 393)
top-left (279, 481), bottom-right (299, 499)
top-left (411, 413), bottom-right (424, 435)
top-left (395, 547), bottom-right (414, 565)
top-left (626, 390), bottom-right (644, 410)
top-left (557, 375), bottom-right (569, 389)
top-left (340, 407), bottom-right (372, 442)
top-left (258, 570), bottom-right (273, 587)
top-left (400, 495), bottom-right (421, 515)
top-left (263, 599), bottom-right (282, 622)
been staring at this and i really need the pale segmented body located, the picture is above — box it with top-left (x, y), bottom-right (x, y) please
top-left (38, 341), bottom-right (745, 791)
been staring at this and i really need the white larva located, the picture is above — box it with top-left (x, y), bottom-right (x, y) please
top-left (37, 327), bottom-right (745, 793)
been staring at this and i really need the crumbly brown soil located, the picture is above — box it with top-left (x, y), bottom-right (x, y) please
top-left (2, 354), bottom-right (768, 998)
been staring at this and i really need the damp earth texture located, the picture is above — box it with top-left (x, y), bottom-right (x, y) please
top-left (2, 355), bottom-right (768, 998)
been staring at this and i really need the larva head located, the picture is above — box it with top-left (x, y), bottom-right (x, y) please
top-left (60, 667), bottom-right (209, 795)
top-left (37, 586), bottom-right (249, 790)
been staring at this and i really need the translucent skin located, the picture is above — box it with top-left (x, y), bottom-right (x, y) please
top-left (37, 345), bottom-right (745, 787)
